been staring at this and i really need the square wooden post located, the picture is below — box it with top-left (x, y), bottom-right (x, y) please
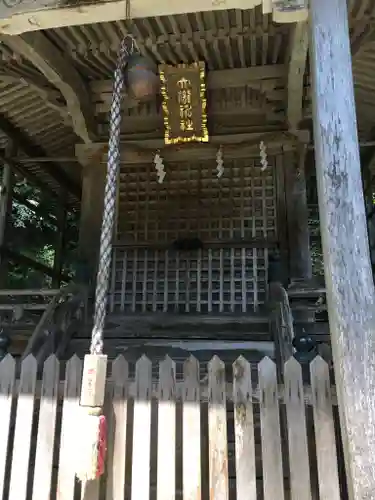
top-left (79, 161), bottom-right (107, 281)
top-left (309, 0), bottom-right (375, 496)
top-left (52, 199), bottom-right (67, 288)
top-left (284, 145), bottom-right (312, 284)
top-left (0, 142), bottom-right (16, 286)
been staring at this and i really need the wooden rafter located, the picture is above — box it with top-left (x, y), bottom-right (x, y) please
top-left (287, 21), bottom-right (309, 133)
top-left (351, 16), bottom-right (375, 57)
top-left (1, 32), bottom-right (96, 144)
top-left (0, 113), bottom-right (81, 198)
top-left (0, 72), bottom-right (71, 125)
top-left (0, 0), bottom-right (307, 35)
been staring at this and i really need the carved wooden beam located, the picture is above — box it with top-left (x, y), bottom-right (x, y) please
top-left (287, 21), bottom-right (309, 133)
top-left (262, 0), bottom-right (308, 22)
top-left (1, 32), bottom-right (96, 144)
top-left (93, 65), bottom-right (287, 127)
top-left (76, 131), bottom-right (299, 166)
top-left (0, 0), bottom-right (308, 36)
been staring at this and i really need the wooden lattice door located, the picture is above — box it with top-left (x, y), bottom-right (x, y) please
top-left (110, 156), bottom-right (277, 313)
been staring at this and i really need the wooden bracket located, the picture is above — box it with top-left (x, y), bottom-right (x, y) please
top-left (263, 0), bottom-right (309, 23)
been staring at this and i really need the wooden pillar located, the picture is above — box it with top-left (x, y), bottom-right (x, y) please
top-left (79, 161), bottom-right (106, 278)
top-left (0, 142), bottom-right (15, 285)
top-left (285, 145), bottom-right (312, 283)
top-left (52, 199), bottom-right (67, 287)
top-left (309, 0), bottom-right (375, 497)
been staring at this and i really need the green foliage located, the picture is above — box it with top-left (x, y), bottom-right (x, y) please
top-left (7, 175), bottom-right (78, 289)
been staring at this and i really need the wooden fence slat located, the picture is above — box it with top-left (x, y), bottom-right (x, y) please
top-left (0, 355), bottom-right (15, 499)
top-left (233, 356), bottom-right (256, 500)
top-left (131, 355), bottom-right (152, 500)
top-left (157, 356), bottom-right (176, 500)
top-left (32, 355), bottom-right (60, 500)
top-left (106, 355), bottom-right (129, 500)
top-left (310, 357), bottom-right (340, 500)
top-left (81, 479), bottom-right (100, 500)
top-left (182, 356), bottom-right (201, 500)
top-left (208, 356), bottom-right (228, 500)
top-left (8, 355), bottom-right (37, 500)
top-left (258, 357), bottom-right (284, 500)
top-left (56, 355), bottom-right (82, 500)
top-left (284, 358), bottom-right (312, 500)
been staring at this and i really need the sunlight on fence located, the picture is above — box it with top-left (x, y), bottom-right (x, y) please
top-left (0, 354), bottom-right (341, 500)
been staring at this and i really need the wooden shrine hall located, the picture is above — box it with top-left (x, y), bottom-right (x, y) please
top-left (0, 0), bottom-right (374, 499)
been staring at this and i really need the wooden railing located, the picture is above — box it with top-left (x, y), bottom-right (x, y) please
top-left (0, 284), bottom-right (87, 365)
top-left (20, 283), bottom-right (88, 368)
top-left (269, 282), bottom-right (295, 375)
top-left (0, 354), bottom-right (342, 500)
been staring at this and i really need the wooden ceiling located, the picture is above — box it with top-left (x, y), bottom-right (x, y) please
top-left (0, 2), bottom-right (373, 200)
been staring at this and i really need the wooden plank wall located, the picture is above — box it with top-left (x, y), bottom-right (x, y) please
top-left (0, 354), bottom-right (345, 500)
top-left (111, 156), bottom-right (277, 313)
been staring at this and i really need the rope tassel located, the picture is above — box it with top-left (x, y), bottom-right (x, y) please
top-left (76, 35), bottom-right (136, 482)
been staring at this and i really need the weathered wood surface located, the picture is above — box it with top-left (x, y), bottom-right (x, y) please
top-left (310, 0), bottom-right (375, 497)
top-left (183, 357), bottom-right (201, 500)
top-left (0, 355), bottom-right (15, 498)
top-left (131, 355), bottom-right (152, 500)
top-left (105, 355), bottom-right (129, 500)
top-left (284, 358), bottom-right (311, 500)
top-left (8, 355), bottom-right (37, 500)
top-left (259, 357), bottom-right (284, 499)
top-left (310, 357), bottom-right (340, 500)
top-left (56, 355), bottom-right (82, 500)
top-left (208, 356), bottom-right (229, 500)
top-left (0, 0), bottom-right (308, 36)
top-left (284, 147), bottom-right (312, 282)
top-left (76, 132), bottom-right (298, 166)
top-left (1, 32), bottom-right (95, 144)
top-left (157, 357), bottom-right (176, 500)
top-left (32, 356), bottom-right (59, 500)
top-left (287, 21), bottom-right (309, 132)
top-left (270, 282), bottom-right (295, 376)
top-left (0, 354), bottom-right (342, 499)
top-left (233, 356), bottom-right (256, 500)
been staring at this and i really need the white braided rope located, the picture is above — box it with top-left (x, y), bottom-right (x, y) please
top-left (90, 36), bottom-right (136, 355)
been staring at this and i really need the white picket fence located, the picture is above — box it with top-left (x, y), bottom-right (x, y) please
top-left (0, 354), bottom-right (342, 500)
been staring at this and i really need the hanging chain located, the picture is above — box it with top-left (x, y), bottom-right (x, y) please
top-left (90, 35), bottom-right (136, 355)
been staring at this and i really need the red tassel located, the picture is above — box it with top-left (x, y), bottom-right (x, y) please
top-left (76, 413), bottom-right (107, 482)
top-left (96, 415), bottom-right (107, 477)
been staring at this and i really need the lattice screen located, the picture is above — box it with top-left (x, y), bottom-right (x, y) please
top-left (109, 157), bottom-right (277, 313)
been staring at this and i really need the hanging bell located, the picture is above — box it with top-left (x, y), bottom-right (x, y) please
top-left (0, 329), bottom-right (10, 361)
top-left (125, 54), bottom-right (159, 102)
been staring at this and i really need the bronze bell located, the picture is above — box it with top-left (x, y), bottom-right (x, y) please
top-left (125, 54), bottom-right (159, 102)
